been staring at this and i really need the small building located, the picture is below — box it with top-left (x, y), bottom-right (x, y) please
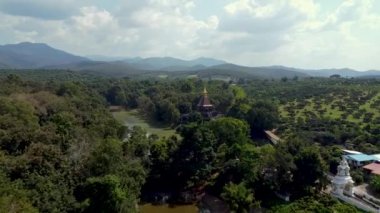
top-left (363, 162), bottom-right (380, 176)
top-left (344, 154), bottom-right (378, 167)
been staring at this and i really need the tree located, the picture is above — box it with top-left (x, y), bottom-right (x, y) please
top-left (107, 85), bottom-right (127, 106)
top-left (123, 126), bottom-right (151, 164)
top-left (175, 124), bottom-right (217, 188)
top-left (228, 102), bottom-right (251, 120)
top-left (88, 139), bottom-right (124, 176)
top-left (155, 100), bottom-right (180, 124)
top-left (293, 146), bottom-right (328, 196)
top-left (209, 117), bottom-right (250, 146)
top-left (79, 175), bottom-right (134, 213)
top-left (272, 196), bottom-right (358, 213)
top-left (0, 97), bottom-right (39, 154)
top-left (0, 171), bottom-right (37, 213)
top-left (221, 182), bottom-right (255, 213)
top-left (247, 100), bottom-right (279, 132)
top-left (230, 85), bottom-right (247, 101)
top-left (370, 176), bottom-right (380, 193)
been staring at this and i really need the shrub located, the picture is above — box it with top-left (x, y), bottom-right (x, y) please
top-left (370, 176), bottom-right (380, 193)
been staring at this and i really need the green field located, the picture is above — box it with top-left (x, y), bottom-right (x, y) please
top-left (112, 109), bottom-right (177, 138)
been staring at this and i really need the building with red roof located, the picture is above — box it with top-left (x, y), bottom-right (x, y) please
top-left (363, 162), bottom-right (380, 176)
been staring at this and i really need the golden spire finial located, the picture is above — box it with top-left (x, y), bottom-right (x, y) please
top-left (203, 87), bottom-right (208, 95)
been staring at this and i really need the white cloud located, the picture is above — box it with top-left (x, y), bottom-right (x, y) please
top-left (72, 7), bottom-right (115, 31)
top-left (1, 0), bottom-right (380, 70)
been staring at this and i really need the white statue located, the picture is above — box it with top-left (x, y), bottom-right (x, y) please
top-left (337, 158), bottom-right (350, 176)
top-left (331, 157), bottom-right (354, 197)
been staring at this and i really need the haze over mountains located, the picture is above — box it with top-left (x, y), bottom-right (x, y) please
top-left (1, 42), bottom-right (379, 79)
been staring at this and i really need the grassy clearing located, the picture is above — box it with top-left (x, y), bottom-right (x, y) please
top-left (112, 109), bottom-right (177, 138)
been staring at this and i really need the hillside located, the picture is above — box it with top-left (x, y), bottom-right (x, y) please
top-left (301, 68), bottom-right (380, 77)
top-left (123, 56), bottom-right (226, 70)
top-left (0, 42), bottom-right (89, 68)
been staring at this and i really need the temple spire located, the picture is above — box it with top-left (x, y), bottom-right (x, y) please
top-left (203, 87), bottom-right (208, 95)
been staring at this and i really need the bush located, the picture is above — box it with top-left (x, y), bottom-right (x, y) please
top-left (221, 182), bottom-right (255, 213)
top-left (370, 176), bottom-right (380, 193)
top-left (350, 170), bottom-right (364, 185)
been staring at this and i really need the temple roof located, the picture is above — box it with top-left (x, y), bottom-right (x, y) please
top-left (197, 87), bottom-right (213, 108)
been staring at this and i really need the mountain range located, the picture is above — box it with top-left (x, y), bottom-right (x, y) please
top-left (1, 42), bottom-right (379, 79)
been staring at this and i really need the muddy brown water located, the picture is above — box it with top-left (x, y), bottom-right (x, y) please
top-left (139, 204), bottom-right (198, 213)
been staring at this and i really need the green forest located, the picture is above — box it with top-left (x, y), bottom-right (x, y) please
top-left (0, 70), bottom-right (379, 212)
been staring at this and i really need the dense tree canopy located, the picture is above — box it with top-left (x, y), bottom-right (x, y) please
top-left (0, 71), bottom-right (377, 212)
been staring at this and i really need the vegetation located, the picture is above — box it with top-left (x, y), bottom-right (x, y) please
top-left (370, 176), bottom-right (380, 193)
top-left (270, 195), bottom-right (360, 213)
top-left (0, 75), bottom-right (146, 212)
top-left (221, 182), bottom-right (255, 213)
top-left (1, 71), bottom-right (378, 212)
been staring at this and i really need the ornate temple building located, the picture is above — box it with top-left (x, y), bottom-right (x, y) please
top-left (179, 87), bottom-right (219, 123)
top-left (197, 87), bottom-right (216, 119)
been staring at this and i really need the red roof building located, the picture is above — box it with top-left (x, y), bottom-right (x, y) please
top-left (363, 162), bottom-right (380, 175)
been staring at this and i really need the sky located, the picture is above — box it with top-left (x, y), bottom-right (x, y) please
top-left (0, 0), bottom-right (380, 70)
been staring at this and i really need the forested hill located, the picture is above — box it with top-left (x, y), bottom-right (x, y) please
top-left (0, 42), bottom-right (89, 68)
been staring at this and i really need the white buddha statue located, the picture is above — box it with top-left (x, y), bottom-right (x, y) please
top-left (332, 157), bottom-right (354, 196)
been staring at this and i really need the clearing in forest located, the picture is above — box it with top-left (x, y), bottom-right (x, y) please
top-left (112, 109), bottom-right (177, 138)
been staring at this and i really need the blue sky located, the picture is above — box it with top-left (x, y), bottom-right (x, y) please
top-left (0, 0), bottom-right (380, 70)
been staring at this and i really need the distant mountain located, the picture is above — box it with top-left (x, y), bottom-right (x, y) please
top-left (265, 66), bottom-right (380, 78)
top-left (300, 68), bottom-right (370, 77)
top-left (205, 64), bottom-right (309, 78)
top-left (0, 62), bottom-right (9, 69)
top-left (1, 42), bottom-right (379, 79)
top-left (45, 60), bottom-right (143, 77)
top-left (0, 42), bottom-right (89, 68)
top-left (123, 57), bottom-right (226, 70)
top-left (86, 55), bottom-right (128, 62)
top-left (47, 61), bottom-right (308, 79)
